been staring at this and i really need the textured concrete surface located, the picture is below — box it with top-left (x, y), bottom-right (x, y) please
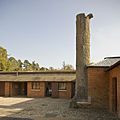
top-left (76, 13), bottom-right (93, 100)
top-left (0, 97), bottom-right (119, 120)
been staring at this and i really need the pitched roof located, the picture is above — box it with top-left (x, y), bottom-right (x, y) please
top-left (88, 57), bottom-right (120, 67)
top-left (106, 60), bottom-right (120, 71)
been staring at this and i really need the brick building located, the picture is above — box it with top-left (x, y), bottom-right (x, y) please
top-left (0, 12), bottom-right (119, 119)
top-left (0, 57), bottom-right (120, 117)
top-left (88, 57), bottom-right (120, 117)
top-left (0, 71), bottom-right (75, 99)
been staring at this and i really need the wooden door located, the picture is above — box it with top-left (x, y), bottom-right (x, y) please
top-left (112, 77), bottom-right (117, 112)
top-left (51, 82), bottom-right (59, 98)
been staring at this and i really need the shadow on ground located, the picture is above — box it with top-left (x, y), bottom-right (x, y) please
top-left (0, 97), bottom-right (119, 120)
top-left (0, 117), bottom-right (32, 120)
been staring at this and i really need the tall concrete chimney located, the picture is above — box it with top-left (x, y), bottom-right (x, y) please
top-left (70, 13), bottom-right (93, 108)
top-left (75, 13), bottom-right (93, 101)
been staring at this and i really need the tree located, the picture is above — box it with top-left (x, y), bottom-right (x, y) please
top-left (8, 57), bottom-right (19, 71)
top-left (62, 61), bottom-right (74, 70)
top-left (0, 46), bottom-right (48, 72)
top-left (35, 63), bottom-right (40, 71)
top-left (40, 67), bottom-right (48, 71)
top-left (0, 61), bottom-right (4, 71)
top-left (23, 60), bottom-right (32, 71)
top-left (18, 59), bottom-right (23, 71)
top-left (0, 47), bottom-right (8, 71)
top-left (62, 61), bottom-right (66, 70)
top-left (63, 64), bottom-right (74, 70)
top-left (32, 61), bottom-right (40, 71)
top-left (49, 67), bottom-right (54, 71)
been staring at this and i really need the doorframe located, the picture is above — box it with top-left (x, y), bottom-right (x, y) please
top-left (12, 82), bottom-right (27, 96)
top-left (112, 77), bottom-right (117, 113)
top-left (45, 82), bottom-right (52, 97)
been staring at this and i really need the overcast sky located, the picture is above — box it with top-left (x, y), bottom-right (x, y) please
top-left (0, 0), bottom-right (120, 68)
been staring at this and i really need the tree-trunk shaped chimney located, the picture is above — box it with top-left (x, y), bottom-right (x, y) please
top-left (75, 13), bottom-right (93, 101)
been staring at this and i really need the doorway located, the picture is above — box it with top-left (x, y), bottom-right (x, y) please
top-left (112, 77), bottom-right (117, 112)
top-left (45, 82), bottom-right (52, 97)
top-left (13, 82), bottom-right (27, 96)
top-left (0, 82), bottom-right (5, 96)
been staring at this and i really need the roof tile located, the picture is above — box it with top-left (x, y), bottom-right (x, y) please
top-left (89, 57), bottom-right (120, 67)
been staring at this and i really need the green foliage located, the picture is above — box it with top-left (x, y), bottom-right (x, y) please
top-left (0, 47), bottom-right (8, 71)
top-left (40, 67), bottom-right (48, 71)
top-left (49, 67), bottom-right (54, 71)
top-left (23, 60), bottom-right (32, 71)
top-left (18, 59), bottom-right (23, 71)
top-left (0, 46), bottom-right (74, 71)
top-left (62, 61), bottom-right (74, 70)
top-left (8, 57), bottom-right (19, 71)
top-left (0, 46), bottom-right (41, 71)
top-left (31, 61), bottom-right (40, 71)
top-left (63, 64), bottom-right (74, 70)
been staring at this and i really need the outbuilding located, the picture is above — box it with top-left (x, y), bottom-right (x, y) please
top-left (0, 71), bottom-right (75, 99)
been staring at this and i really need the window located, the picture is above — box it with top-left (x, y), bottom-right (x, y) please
top-left (58, 83), bottom-right (67, 90)
top-left (32, 82), bottom-right (40, 90)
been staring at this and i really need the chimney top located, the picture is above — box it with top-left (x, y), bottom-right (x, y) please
top-left (87, 14), bottom-right (93, 19)
top-left (76, 13), bottom-right (93, 19)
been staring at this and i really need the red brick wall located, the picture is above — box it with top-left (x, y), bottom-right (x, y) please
top-left (58, 82), bottom-right (72, 99)
top-left (27, 82), bottom-right (45, 97)
top-left (87, 67), bottom-right (109, 108)
top-left (51, 82), bottom-right (73, 99)
top-left (5, 82), bottom-right (12, 97)
top-left (0, 82), bottom-right (5, 96)
top-left (118, 73), bottom-right (120, 118)
top-left (2, 81), bottom-right (73, 99)
top-left (108, 65), bottom-right (120, 117)
top-left (71, 82), bottom-right (75, 98)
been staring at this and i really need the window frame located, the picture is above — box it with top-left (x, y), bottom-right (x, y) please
top-left (31, 82), bottom-right (40, 90)
top-left (58, 82), bottom-right (67, 91)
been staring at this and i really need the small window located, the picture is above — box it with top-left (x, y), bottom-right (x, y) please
top-left (58, 83), bottom-right (67, 90)
top-left (32, 82), bottom-right (40, 89)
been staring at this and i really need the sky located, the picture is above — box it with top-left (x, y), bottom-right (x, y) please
top-left (0, 0), bottom-right (120, 68)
